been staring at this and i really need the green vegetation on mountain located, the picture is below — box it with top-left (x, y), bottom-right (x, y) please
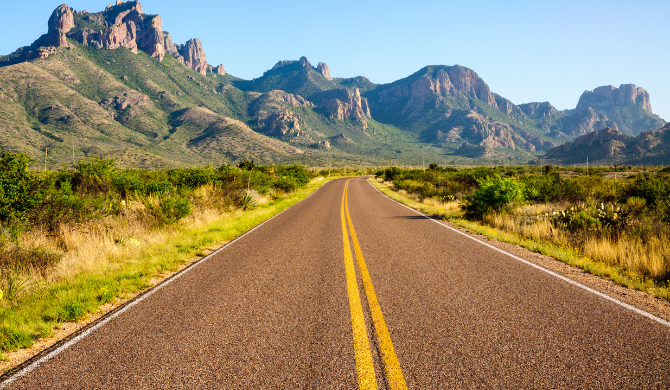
top-left (0, 2), bottom-right (667, 169)
top-left (233, 59), bottom-right (338, 98)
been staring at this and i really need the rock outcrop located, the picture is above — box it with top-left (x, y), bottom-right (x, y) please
top-left (136, 16), bottom-right (164, 61)
top-left (519, 101), bottom-right (559, 118)
top-left (178, 38), bottom-right (207, 75)
top-left (559, 107), bottom-right (617, 136)
top-left (249, 91), bottom-right (315, 139)
top-left (299, 56), bottom-right (311, 68)
top-left (3, 2), bottom-right (204, 69)
top-left (431, 110), bottom-right (516, 153)
top-left (310, 88), bottom-right (371, 128)
top-left (213, 64), bottom-right (225, 75)
top-left (317, 62), bottom-right (331, 80)
top-left (47, 4), bottom-right (75, 47)
top-left (542, 124), bottom-right (670, 164)
top-left (316, 140), bottom-right (331, 149)
top-left (577, 84), bottom-right (653, 113)
top-left (162, 31), bottom-right (184, 64)
top-left (544, 127), bottom-right (630, 161)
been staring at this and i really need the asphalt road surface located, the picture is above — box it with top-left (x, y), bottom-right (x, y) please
top-left (2, 177), bottom-right (669, 389)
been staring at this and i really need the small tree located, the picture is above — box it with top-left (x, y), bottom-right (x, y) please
top-left (238, 159), bottom-right (255, 171)
top-left (460, 175), bottom-right (525, 219)
top-left (0, 153), bottom-right (41, 240)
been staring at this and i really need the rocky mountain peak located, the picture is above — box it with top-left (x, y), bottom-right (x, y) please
top-left (47, 4), bottom-right (75, 46)
top-left (577, 84), bottom-right (653, 113)
top-left (299, 56), bottom-right (311, 68)
top-left (178, 38), bottom-right (207, 75)
top-left (317, 62), bottom-right (331, 80)
top-left (518, 102), bottom-right (558, 117)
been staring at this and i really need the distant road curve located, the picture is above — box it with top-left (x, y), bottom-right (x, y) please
top-left (2, 177), bottom-right (669, 389)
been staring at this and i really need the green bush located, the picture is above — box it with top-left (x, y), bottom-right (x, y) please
top-left (461, 175), bottom-right (525, 219)
top-left (0, 153), bottom-right (41, 239)
top-left (158, 196), bottom-right (191, 224)
top-left (167, 167), bottom-right (219, 189)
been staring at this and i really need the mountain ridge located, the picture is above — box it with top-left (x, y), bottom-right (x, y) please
top-left (0, 2), bottom-right (667, 167)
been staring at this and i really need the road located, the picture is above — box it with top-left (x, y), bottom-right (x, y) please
top-left (2, 177), bottom-right (669, 389)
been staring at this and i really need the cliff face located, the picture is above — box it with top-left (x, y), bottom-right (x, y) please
top-left (317, 62), bottom-right (331, 80)
top-left (0, 2), bottom-right (220, 75)
top-left (577, 84), bottom-right (652, 113)
top-left (310, 88), bottom-right (371, 129)
top-left (559, 107), bottom-right (618, 136)
top-left (573, 84), bottom-right (665, 136)
top-left (177, 39), bottom-right (207, 75)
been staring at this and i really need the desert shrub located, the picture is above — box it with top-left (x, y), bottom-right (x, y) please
top-left (461, 175), bottom-right (525, 219)
top-left (0, 153), bottom-right (41, 239)
top-left (147, 196), bottom-right (191, 225)
top-left (378, 167), bottom-right (403, 181)
top-left (276, 165), bottom-right (311, 186)
top-left (160, 196), bottom-right (191, 224)
top-left (239, 190), bottom-right (258, 210)
top-left (237, 159), bottom-right (255, 171)
top-left (521, 174), bottom-right (582, 203)
top-left (72, 158), bottom-right (114, 194)
top-left (167, 167), bottom-right (219, 189)
top-left (623, 172), bottom-right (670, 209)
top-left (273, 176), bottom-right (299, 193)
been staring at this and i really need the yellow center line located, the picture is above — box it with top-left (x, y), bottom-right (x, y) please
top-left (341, 180), bottom-right (378, 389)
top-left (343, 179), bottom-right (408, 390)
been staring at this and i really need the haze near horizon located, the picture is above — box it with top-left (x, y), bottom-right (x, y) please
top-left (1, 0), bottom-right (668, 120)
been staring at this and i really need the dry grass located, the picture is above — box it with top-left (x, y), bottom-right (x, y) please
top-left (582, 236), bottom-right (670, 281)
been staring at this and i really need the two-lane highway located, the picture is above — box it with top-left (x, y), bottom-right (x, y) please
top-left (3, 177), bottom-right (669, 389)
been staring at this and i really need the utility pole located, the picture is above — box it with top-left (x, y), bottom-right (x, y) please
top-left (586, 157), bottom-right (589, 176)
top-left (422, 155), bottom-right (425, 170)
top-left (44, 147), bottom-right (48, 172)
top-left (72, 139), bottom-right (75, 168)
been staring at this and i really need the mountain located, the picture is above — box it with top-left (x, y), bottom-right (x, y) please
top-left (540, 122), bottom-right (670, 165)
top-left (1, 2), bottom-right (668, 168)
top-left (572, 84), bottom-right (666, 136)
top-left (361, 65), bottom-right (563, 159)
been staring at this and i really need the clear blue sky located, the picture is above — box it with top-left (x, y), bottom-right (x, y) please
top-left (2, 0), bottom-right (668, 120)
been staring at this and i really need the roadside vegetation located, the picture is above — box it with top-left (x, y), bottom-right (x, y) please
top-left (0, 152), bottom-right (328, 357)
top-left (374, 163), bottom-right (670, 300)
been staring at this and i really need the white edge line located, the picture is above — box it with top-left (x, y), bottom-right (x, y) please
top-left (366, 179), bottom-right (670, 329)
top-left (0, 180), bottom-right (331, 388)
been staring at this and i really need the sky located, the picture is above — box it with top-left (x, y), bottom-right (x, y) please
top-left (1, 0), bottom-right (668, 120)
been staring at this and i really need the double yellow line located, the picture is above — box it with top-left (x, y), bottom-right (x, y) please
top-left (341, 179), bottom-right (407, 390)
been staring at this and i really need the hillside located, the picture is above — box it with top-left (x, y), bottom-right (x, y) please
top-left (540, 122), bottom-right (670, 165)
